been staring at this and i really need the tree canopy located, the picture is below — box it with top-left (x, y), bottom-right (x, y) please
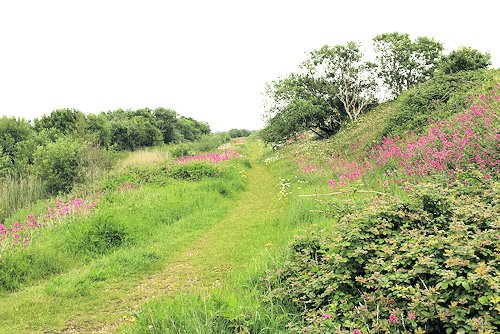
top-left (262, 41), bottom-right (377, 143)
top-left (373, 32), bottom-right (443, 97)
top-left (438, 46), bottom-right (491, 74)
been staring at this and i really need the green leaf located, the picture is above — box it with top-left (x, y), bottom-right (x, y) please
top-left (478, 296), bottom-right (489, 305)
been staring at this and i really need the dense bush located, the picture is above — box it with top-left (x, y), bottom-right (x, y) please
top-left (0, 117), bottom-right (34, 160)
top-left (33, 108), bottom-right (86, 136)
top-left (384, 70), bottom-right (494, 136)
top-left (170, 133), bottom-right (231, 158)
top-left (33, 137), bottom-right (87, 193)
top-left (32, 138), bottom-right (113, 194)
top-left (439, 47), bottom-right (492, 74)
top-left (264, 172), bottom-right (499, 333)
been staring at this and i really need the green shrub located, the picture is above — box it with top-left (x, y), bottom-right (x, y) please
top-left (264, 172), bottom-right (499, 333)
top-left (170, 143), bottom-right (194, 158)
top-left (439, 47), bottom-right (492, 74)
top-left (33, 137), bottom-right (87, 194)
top-left (33, 137), bottom-right (113, 194)
top-left (384, 70), bottom-right (494, 136)
top-left (102, 165), bottom-right (167, 190)
top-left (169, 133), bottom-right (231, 158)
top-left (165, 162), bottom-right (222, 181)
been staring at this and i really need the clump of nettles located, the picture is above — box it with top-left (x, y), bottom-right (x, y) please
top-left (263, 171), bottom-right (499, 333)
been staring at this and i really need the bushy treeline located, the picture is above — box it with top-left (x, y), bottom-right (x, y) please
top-left (0, 107), bottom-right (212, 180)
top-left (32, 107), bottom-right (211, 150)
top-left (262, 32), bottom-right (493, 144)
top-left (228, 128), bottom-right (253, 138)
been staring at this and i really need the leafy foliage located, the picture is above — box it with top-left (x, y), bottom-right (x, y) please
top-left (439, 47), bottom-right (492, 74)
top-left (228, 129), bottom-right (253, 138)
top-left (32, 137), bottom-right (105, 194)
top-left (263, 42), bottom-right (378, 143)
top-left (264, 173), bottom-right (499, 333)
top-left (384, 70), bottom-right (494, 136)
top-left (165, 162), bottom-right (222, 181)
top-left (0, 117), bottom-right (34, 160)
top-left (34, 108), bottom-right (86, 136)
top-left (373, 32), bottom-right (443, 98)
top-left (305, 42), bottom-right (378, 122)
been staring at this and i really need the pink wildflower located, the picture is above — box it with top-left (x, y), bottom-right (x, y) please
top-left (353, 330), bottom-right (362, 334)
top-left (389, 312), bottom-right (398, 323)
top-left (322, 313), bottom-right (333, 319)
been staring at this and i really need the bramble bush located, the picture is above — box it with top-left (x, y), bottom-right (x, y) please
top-left (263, 172), bottom-right (499, 333)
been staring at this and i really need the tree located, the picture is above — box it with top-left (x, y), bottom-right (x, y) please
top-left (438, 46), bottom-right (491, 74)
top-left (373, 32), bottom-right (443, 97)
top-left (263, 42), bottom-right (377, 143)
top-left (34, 108), bottom-right (86, 136)
top-left (153, 107), bottom-right (181, 143)
top-left (0, 117), bottom-right (34, 159)
top-left (305, 42), bottom-right (378, 121)
top-left (263, 73), bottom-right (343, 142)
top-left (176, 117), bottom-right (210, 142)
top-left (85, 113), bottom-right (112, 147)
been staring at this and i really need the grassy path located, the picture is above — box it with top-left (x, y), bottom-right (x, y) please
top-left (89, 141), bottom-right (287, 333)
top-left (0, 141), bottom-right (290, 333)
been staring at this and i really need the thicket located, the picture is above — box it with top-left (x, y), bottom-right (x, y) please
top-left (263, 172), bottom-right (499, 333)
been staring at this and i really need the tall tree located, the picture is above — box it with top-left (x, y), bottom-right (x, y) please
top-left (263, 42), bottom-right (378, 143)
top-left (373, 32), bottom-right (443, 97)
top-left (153, 107), bottom-right (180, 143)
top-left (263, 73), bottom-right (343, 141)
top-left (305, 42), bottom-right (378, 121)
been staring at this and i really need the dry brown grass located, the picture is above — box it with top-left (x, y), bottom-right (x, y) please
top-left (118, 149), bottom-right (170, 169)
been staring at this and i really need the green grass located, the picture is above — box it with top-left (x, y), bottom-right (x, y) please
top-left (3, 75), bottom-right (495, 333)
top-left (0, 155), bottom-right (250, 333)
top-left (119, 140), bottom-right (327, 333)
top-left (0, 139), bottom-right (315, 333)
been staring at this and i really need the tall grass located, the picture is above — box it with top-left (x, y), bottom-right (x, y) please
top-left (0, 174), bottom-right (46, 224)
top-left (119, 149), bottom-right (170, 169)
top-left (0, 157), bottom-right (248, 292)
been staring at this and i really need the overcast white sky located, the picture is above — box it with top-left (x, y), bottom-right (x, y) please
top-left (0, 0), bottom-right (499, 131)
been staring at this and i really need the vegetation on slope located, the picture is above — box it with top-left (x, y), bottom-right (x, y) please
top-left (254, 71), bottom-right (499, 333)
